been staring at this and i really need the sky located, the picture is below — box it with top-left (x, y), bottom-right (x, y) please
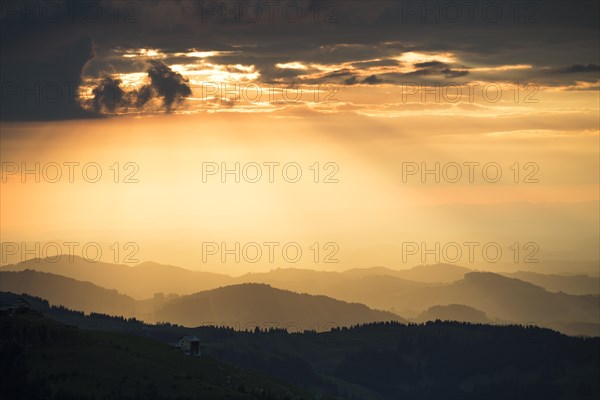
top-left (0, 0), bottom-right (598, 274)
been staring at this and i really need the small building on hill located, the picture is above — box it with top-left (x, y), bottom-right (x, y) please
top-left (177, 336), bottom-right (201, 356)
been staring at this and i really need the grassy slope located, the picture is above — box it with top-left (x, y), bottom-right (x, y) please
top-left (0, 311), bottom-right (310, 400)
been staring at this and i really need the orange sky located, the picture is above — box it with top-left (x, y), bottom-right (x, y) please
top-left (1, 87), bottom-right (598, 272)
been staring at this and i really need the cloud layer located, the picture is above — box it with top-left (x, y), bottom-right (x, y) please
top-left (1, 0), bottom-right (598, 120)
top-left (90, 60), bottom-right (192, 113)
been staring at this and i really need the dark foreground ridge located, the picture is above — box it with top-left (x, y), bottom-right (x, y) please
top-left (1, 292), bottom-right (599, 400)
top-left (0, 308), bottom-right (308, 400)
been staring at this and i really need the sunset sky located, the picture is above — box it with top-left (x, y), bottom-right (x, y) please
top-left (1, 1), bottom-right (598, 273)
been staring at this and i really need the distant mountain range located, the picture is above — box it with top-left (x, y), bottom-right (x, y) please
top-left (1, 257), bottom-right (598, 336)
top-left (343, 263), bottom-right (471, 282)
top-left (0, 270), bottom-right (403, 329)
top-left (501, 271), bottom-right (600, 295)
top-left (414, 304), bottom-right (491, 324)
top-left (3, 257), bottom-right (597, 299)
top-left (0, 256), bottom-right (233, 299)
top-left (396, 272), bottom-right (599, 335)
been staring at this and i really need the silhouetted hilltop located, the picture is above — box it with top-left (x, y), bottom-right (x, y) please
top-left (235, 268), bottom-right (436, 316)
top-left (451, 272), bottom-right (599, 324)
top-left (342, 272), bottom-right (600, 333)
top-left (0, 273), bottom-right (404, 330)
top-left (344, 263), bottom-right (471, 282)
top-left (502, 271), bottom-right (600, 295)
top-left (399, 263), bottom-right (473, 282)
top-left (0, 270), bottom-right (138, 317)
top-left (2, 256), bottom-right (233, 299)
top-left (415, 304), bottom-right (491, 324)
top-left (155, 283), bottom-right (404, 329)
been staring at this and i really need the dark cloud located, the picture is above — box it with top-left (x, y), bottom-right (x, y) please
top-left (0, 34), bottom-right (97, 121)
top-left (144, 60), bottom-right (192, 110)
top-left (414, 61), bottom-right (446, 69)
top-left (89, 60), bottom-right (192, 113)
top-left (92, 76), bottom-right (126, 113)
top-left (342, 75), bottom-right (384, 86)
top-left (259, 64), bottom-right (316, 83)
top-left (323, 69), bottom-right (355, 79)
top-left (362, 75), bottom-right (383, 85)
top-left (410, 61), bottom-right (469, 79)
top-left (442, 69), bottom-right (469, 78)
top-left (344, 76), bottom-right (359, 85)
top-left (351, 59), bottom-right (401, 69)
top-left (135, 84), bottom-right (154, 109)
top-left (342, 74), bottom-right (385, 85)
top-left (558, 64), bottom-right (600, 74)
